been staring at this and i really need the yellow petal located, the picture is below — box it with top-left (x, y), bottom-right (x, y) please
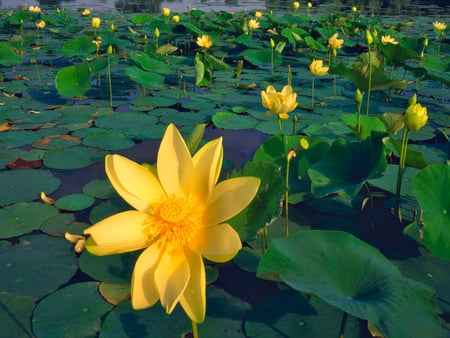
top-left (154, 248), bottom-right (190, 314)
top-left (192, 138), bottom-right (223, 202)
top-left (106, 154), bottom-right (165, 213)
top-left (84, 211), bottom-right (148, 255)
top-left (261, 90), bottom-right (271, 109)
top-left (205, 176), bottom-right (260, 226)
top-left (179, 248), bottom-right (206, 323)
top-left (158, 124), bottom-right (193, 196)
top-left (189, 223), bottom-right (242, 263)
top-left (131, 245), bottom-right (161, 309)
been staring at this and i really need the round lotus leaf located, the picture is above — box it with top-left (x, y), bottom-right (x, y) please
top-left (95, 112), bottom-right (158, 130)
top-left (54, 193), bottom-right (96, 211)
top-left (0, 202), bottom-right (59, 238)
top-left (82, 178), bottom-right (117, 199)
top-left (257, 230), bottom-right (446, 338)
top-left (160, 111), bottom-right (210, 126)
top-left (0, 169), bottom-right (60, 206)
top-left (0, 293), bottom-right (35, 338)
top-left (413, 163), bottom-right (450, 261)
top-left (99, 299), bottom-right (190, 338)
top-left (43, 146), bottom-right (106, 169)
top-left (0, 148), bottom-right (21, 168)
top-left (79, 250), bottom-right (139, 283)
top-left (182, 100), bottom-right (217, 111)
top-left (125, 124), bottom-right (167, 140)
top-left (99, 282), bottom-right (130, 306)
top-left (32, 282), bottom-right (113, 338)
top-left (32, 134), bottom-right (81, 150)
top-left (0, 234), bottom-right (77, 297)
top-left (82, 130), bottom-right (135, 150)
top-left (89, 199), bottom-right (130, 224)
top-left (212, 112), bottom-right (258, 130)
top-left (19, 148), bottom-right (46, 161)
top-left (55, 62), bottom-right (91, 98)
top-left (0, 130), bottom-right (40, 148)
top-left (40, 213), bottom-right (75, 236)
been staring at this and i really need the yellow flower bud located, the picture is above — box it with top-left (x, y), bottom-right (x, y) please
top-left (110, 23), bottom-right (116, 32)
top-left (91, 17), bottom-right (101, 29)
top-left (154, 28), bottom-right (160, 39)
top-left (408, 93), bottom-right (417, 107)
top-left (162, 7), bottom-right (171, 17)
top-left (293, 2), bottom-right (300, 9)
top-left (307, 2), bottom-right (313, 9)
top-left (365, 29), bottom-right (373, 45)
top-left (255, 11), bottom-right (263, 18)
top-left (107, 45), bottom-right (113, 55)
top-left (270, 38), bottom-right (275, 48)
top-left (173, 15), bottom-right (180, 23)
top-left (352, 6), bottom-right (357, 13)
top-left (354, 88), bottom-right (363, 105)
top-left (404, 103), bottom-right (428, 131)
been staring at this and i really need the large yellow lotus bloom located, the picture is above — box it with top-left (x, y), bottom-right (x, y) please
top-left (248, 19), bottom-right (260, 30)
top-left (404, 103), bottom-right (428, 131)
top-left (381, 35), bottom-right (399, 45)
top-left (196, 35), bottom-right (213, 48)
top-left (309, 59), bottom-right (329, 76)
top-left (91, 17), bottom-right (101, 29)
top-left (328, 33), bottom-right (344, 49)
top-left (433, 21), bottom-right (447, 31)
top-left (162, 8), bottom-right (171, 17)
top-left (254, 11), bottom-right (263, 18)
top-left (29, 6), bottom-right (41, 13)
top-left (84, 124), bottom-right (260, 323)
top-left (261, 85), bottom-right (298, 120)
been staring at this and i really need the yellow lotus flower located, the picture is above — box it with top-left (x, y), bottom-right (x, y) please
top-left (307, 2), bottom-right (313, 9)
top-left (309, 59), bottom-right (329, 76)
top-left (261, 85), bottom-right (298, 120)
top-left (328, 33), bottom-right (344, 49)
top-left (433, 21), bottom-right (447, 31)
top-left (254, 11), bottom-right (263, 18)
top-left (381, 35), bottom-right (399, 45)
top-left (36, 20), bottom-right (46, 29)
top-left (293, 2), bottom-right (300, 9)
top-left (29, 6), bottom-right (41, 13)
top-left (82, 8), bottom-right (91, 16)
top-left (404, 103), bottom-right (428, 131)
top-left (91, 17), bottom-right (101, 29)
top-left (173, 15), bottom-right (180, 23)
top-left (352, 6), bottom-right (357, 13)
top-left (83, 124), bottom-right (260, 323)
top-left (162, 7), bottom-right (171, 17)
top-left (248, 19), bottom-right (260, 30)
top-left (196, 35), bottom-right (213, 48)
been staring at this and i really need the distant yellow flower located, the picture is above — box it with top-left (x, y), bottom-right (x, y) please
top-left (29, 6), bottom-right (41, 13)
top-left (91, 17), bottom-right (101, 29)
top-left (162, 8), bottom-right (171, 17)
top-left (352, 6), bottom-right (357, 13)
top-left (293, 2), bottom-right (300, 9)
top-left (404, 103), bottom-right (428, 131)
top-left (36, 20), bottom-right (46, 28)
top-left (307, 2), bottom-right (313, 9)
top-left (261, 85), bottom-right (298, 120)
top-left (82, 8), bottom-right (91, 16)
top-left (173, 15), bottom-right (180, 23)
top-left (328, 33), bottom-right (344, 49)
top-left (248, 19), bottom-right (260, 30)
top-left (381, 35), bottom-right (399, 45)
top-left (433, 21), bottom-right (447, 31)
top-left (83, 124), bottom-right (260, 323)
top-left (196, 35), bottom-right (213, 48)
top-left (254, 11), bottom-right (263, 18)
top-left (309, 59), bottom-right (329, 76)
top-left (154, 28), bottom-right (160, 39)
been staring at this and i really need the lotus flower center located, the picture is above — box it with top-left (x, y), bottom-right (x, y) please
top-left (160, 199), bottom-right (188, 223)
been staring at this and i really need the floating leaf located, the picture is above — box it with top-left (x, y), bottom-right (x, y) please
top-left (55, 193), bottom-right (95, 211)
top-left (212, 112), bottom-right (257, 130)
top-left (99, 283), bottom-right (130, 306)
top-left (0, 293), bottom-right (35, 338)
top-left (43, 146), bottom-right (106, 169)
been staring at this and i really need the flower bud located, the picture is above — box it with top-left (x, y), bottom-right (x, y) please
top-left (41, 192), bottom-right (54, 205)
top-left (408, 93), bottom-right (417, 107)
top-left (270, 38), bottom-right (275, 48)
top-left (173, 15), bottom-right (180, 23)
top-left (293, 2), bottom-right (300, 9)
top-left (354, 88), bottom-right (363, 105)
top-left (404, 103), bottom-right (428, 131)
top-left (162, 7), bottom-right (170, 17)
top-left (91, 17), bottom-right (101, 29)
top-left (236, 60), bottom-right (243, 76)
top-left (154, 28), bottom-right (160, 39)
top-left (110, 23), bottom-right (116, 32)
top-left (107, 45), bottom-right (113, 55)
top-left (287, 149), bottom-right (297, 162)
top-left (423, 37), bottom-right (428, 47)
top-left (372, 29), bottom-right (378, 38)
top-left (352, 6), bottom-right (357, 13)
top-left (307, 2), bottom-right (312, 9)
top-left (365, 29), bottom-right (373, 45)
top-left (299, 138), bottom-right (309, 150)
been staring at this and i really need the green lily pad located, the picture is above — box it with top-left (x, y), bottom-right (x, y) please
top-left (32, 282), bottom-right (113, 338)
top-left (43, 146), bottom-right (106, 169)
top-left (89, 199), bottom-right (130, 224)
top-left (99, 282), bottom-right (131, 306)
top-left (368, 164), bottom-right (419, 197)
top-left (82, 178), bottom-right (117, 199)
top-left (0, 130), bottom-right (40, 148)
top-left (95, 112), bottom-right (158, 130)
top-left (82, 130), bottom-right (135, 150)
top-left (40, 213), bottom-right (75, 236)
top-left (212, 112), bottom-right (258, 130)
top-left (55, 193), bottom-right (96, 211)
top-left (0, 148), bottom-right (21, 168)
top-left (55, 62), bottom-right (92, 98)
top-left (257, 230), bottom-right (446, 338)
top-left (413, 164), bottom-right (450, 261)
top-left (0, 293), bottom-right (35, 338)
top-left (0, 169), bottom-right (61, 206)
top-left (125, 66), bottom-right (165, 87)
top-left (0, 234), bottom-right (77, 298)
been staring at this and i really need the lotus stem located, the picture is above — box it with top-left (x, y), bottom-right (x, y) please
top-left (311, 76), bottom-right (315, 109)
top-left (394, 127), bottom-right (410, 223)
top-left (261, 226), bottom-right (269, 255)
top-left (366, 49), bottom-right (372, 116)
top-left (278, 116), bottom-right (283, 134)
top-left (338, 312), bottom-right (348, 338)
top-left (292, 115), bottom-right (297, 136)
top-left (285, 149), bottom-right (296, 237)
top-left (107, 55), bottom-right (112, 108)
top-left (191, 320), bottom-right (199, 338)
top-left (271, 45), bottom-right (274, 77)
top-left (288, 64), bottom-right (292, 86)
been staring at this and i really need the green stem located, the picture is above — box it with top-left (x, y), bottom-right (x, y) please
top-left (271, 46), bottom-right (274, 77)
top-left (356, 92), bottom-right (363, 139)
top-left (261, 226), bottom-right (268, 255)
top-left (107, 55), bottom-right (112, 108)
top-left (288, 64), bottom-right (292, 86)
top-left (278, 116), bottom-right (283, 134)
top-left (394, 127), bottom-right (410, 223)
top-left (366, 49), bottom-right (372, 116)
top-left (311, 76), bottom-right (315, 109)
top-left (285, 158), bottom-right (291, 237)
top-left (191, 320), bottom-right (199, 338)
top-left (292, 115), bottom-right (297, 136)
top-left (34, 62), bottom-right (42, 86)
top-left (338, 312), bottom-right (348, 338)
top-left (441, 83), bottom-right (445, 103)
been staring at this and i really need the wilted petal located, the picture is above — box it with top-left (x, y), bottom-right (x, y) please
top-left (84, 211), bottom-right (148, 255)
top-left (106, 154), bottom-right (165, 213)
top-left (205, 176), bottom-right (260, 226)
top-left (179, 248), bottom-right (206, 323)
top-left (154, 248), bottom-right (190, 314)
top-left (158, 124), bottom-right (194, 196)
top-left (192, 138), bottom-right (223, 202)
top-left (190, 223), bottom-right (242, 263)
top-left (131, 245), bottom-right (161, 309)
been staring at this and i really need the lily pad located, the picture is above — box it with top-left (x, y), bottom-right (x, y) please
top-left (43, 146), bottom-right (106, 169)
top-left (0, 293), bottom-right (35, 338)
top-left (212, 111), bottom-right (258, 130)
top-left (82, 130), bottom-right (135, 151)
top-left (55, 193), bottom-right (96, 211)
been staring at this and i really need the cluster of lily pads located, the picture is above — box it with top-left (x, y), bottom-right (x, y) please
top-left (0, 3), bottom-right (449, 338)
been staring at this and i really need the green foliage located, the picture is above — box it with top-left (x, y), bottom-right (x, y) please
top-left (55, 62), bottom-right (92, 97)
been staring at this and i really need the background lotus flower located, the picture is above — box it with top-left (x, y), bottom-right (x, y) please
top-left (309, 59), bottom-right (329, 76)
top-left (29, 6), bottom-right (41, 13)
top-left (83, 124), bottom-right (260, 324)
top-left (36, 20), bottom-right (46, 29)
top-left (162, 8), bottom-right (171, 17)
top-left (381, 35), bottom-right (399, 45)
top-left (433, 21), bottom-right (447, 31)
top-left (82, 8), bottom-right (91, 16)
top-left (91, 17), bottom-right (101, 29)
top-left (293, 2), bottom-right (300, 9)
top-left (196, 35), bottom-right (213, 48)
top-left (173, 15), bottom-right (180, 23)
top-left (248, 19), bottom-right (260, 30)
top-left (404, 103), bottom-right (428, 131)
top-left (328, 33), bottom-right (344, 49)
top-left (261, 84), bottom-right (298, 121)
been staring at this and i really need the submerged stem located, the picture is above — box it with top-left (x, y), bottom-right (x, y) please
top-left (394, 127), bottom-right (410, 223)
top-left (191, 320), bottom-right (199, 338)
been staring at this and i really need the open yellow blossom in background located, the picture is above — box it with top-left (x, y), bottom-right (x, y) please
top-left (82, 8), bottom-right (91, 16)
top-left (196, 35), bottom-right (213, 48)
top-left (328, 33), bottom-right (344, 49)
top-left (36, 20), bottom-right (46, 28)
top-left (83, 124), bottom-right (260, 323)
top-left (162, 7), bottom-right (171, 17)
top-left (433, 21), bottom-right (447, 31)
top-left (261, 85), bottom-right (298, 120)
top-left (381, 35), bottom-right (399, 45)
top-left (254, 11), bottom-right (263, 18)
top-left (248, 19), bottom-right (260, 30)
top-left (29, 6), bottom-right (41, 13)
top-left (91, 17), bottom-right (101, 28)
top-left (309, 59), bottom-right (329, 76)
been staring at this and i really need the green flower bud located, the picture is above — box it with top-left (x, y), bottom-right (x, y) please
top-left (365, 29), bottom-right (373, 45)
top-left (404, 103), bottom-right (428, 131)
top-left (408, 93), bottom-right (417, 107)
top-left (270, 38), bottom-right (275, 48)
top-left (107, 45), bottom-right (113, 55)
top-left (423, 38), bottom-right (429, 47)
top-left (354, 88), bottom-right (363, 104)
top-left (236, 60), bottom-right (243, 76)
top-left (154, 28), bottom-right (160, 39)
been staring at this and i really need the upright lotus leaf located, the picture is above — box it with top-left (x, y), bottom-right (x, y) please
top-left (128, 51), bottom-right (170, 74)
top-left (413, 164), bottom-right (450, 260)
top-left (125, 65), bottom-right (165, 87)
top-left (62, 36), bottom-right (96, 58)
top-left (331, 52), bottom-right (406, 91)
top-left (257, 230), bottom-right (446, 338)
top-left (0, 41), bottom-right (23, 67)
top-left (195, 52), bottom-right (213, 86)
top-left (421, 56), bottom-right (450, 86)
top-left (304, 36), bottom-right (328, 52)
top-left (379, 43), bottom-right (418, 66)
top-left (55, 62), bottom-right (92, 98)
top-left (243, 49), bottom-right (283, 67)
top-left (308, 132), bottom-right (387, 197)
